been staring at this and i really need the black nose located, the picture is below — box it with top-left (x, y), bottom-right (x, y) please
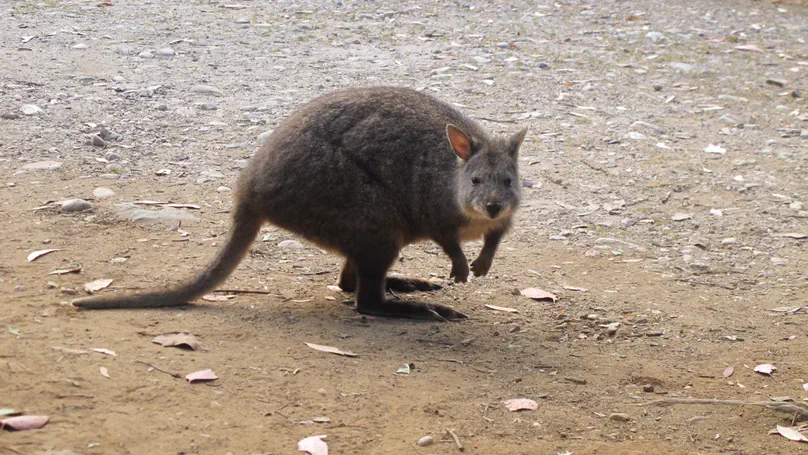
top-left (486, 201), bottom-right (502, 218)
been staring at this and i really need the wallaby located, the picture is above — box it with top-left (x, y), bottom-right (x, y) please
top-left (72, 86), bottom-right (527, 321)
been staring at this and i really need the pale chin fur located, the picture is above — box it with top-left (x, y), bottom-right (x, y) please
top-left (463, 203), bottom-right (513, 221)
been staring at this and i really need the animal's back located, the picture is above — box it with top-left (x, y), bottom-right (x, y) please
top-left (240, 87), bottom-right (487, 250)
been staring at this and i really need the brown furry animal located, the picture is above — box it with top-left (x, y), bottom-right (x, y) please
top-left (72, 87), bottom-right (527, 321)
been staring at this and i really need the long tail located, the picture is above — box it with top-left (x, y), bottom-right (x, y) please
top-left (72, 204), bottom-right (263, 310)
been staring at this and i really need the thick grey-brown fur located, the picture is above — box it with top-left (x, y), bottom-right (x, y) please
top-left (72, 86), bottom-right (527, 321)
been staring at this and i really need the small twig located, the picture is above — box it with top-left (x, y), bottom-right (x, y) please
top-left (134, 360), bottom-right (182, 379)
top-left (581, 160), bottom-right (609, 175)
top-left (435, 358), bottom-right (494, 374)
top-left (675, 279), bottom-right (736, 291)
top-left (476, 116), bottom-right (517, 124)
top-left (213, 289), bottom-right (275, 295)
top-left (636, 397), bottom-right (808, 418)
top-left (446, 428), bottom-right (464, 451)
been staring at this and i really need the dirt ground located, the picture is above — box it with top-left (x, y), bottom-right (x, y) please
top-left (1, 0), bottom-right (807, 454)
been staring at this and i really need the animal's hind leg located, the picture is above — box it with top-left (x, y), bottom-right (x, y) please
top-left (337, 259), bottom-right (356, 292)
top-left (338, 259), bottom-right (440, 294)
top-left (351, 242), bottom-right (465, 321)
top-left (385, 276), bottom-right (441, 293)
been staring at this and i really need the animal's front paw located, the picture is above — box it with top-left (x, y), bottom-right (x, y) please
top-left (470, 255), bottom-right (493, 277)
top-left (450, 260), bottom-right (470, 283)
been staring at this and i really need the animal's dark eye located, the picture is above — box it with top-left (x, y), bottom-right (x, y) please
top-left (504, 178), bottom-right (512, 187)
top-left (471, 177), bottom-right (481, 185)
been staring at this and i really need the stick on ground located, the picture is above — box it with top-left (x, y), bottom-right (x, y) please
top-left (446, 428), bottom-right (464, 451)
top-left (636, 397), bottom-right (808, 419)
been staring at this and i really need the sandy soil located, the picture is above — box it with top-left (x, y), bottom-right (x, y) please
top-left (1, 0), bottom-right (807, 454)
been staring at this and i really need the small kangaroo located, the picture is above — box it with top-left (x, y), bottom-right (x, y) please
top-left (72, 86), bottom-right (527, 321)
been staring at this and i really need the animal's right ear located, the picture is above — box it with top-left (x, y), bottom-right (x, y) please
top-left (446, 124), bottom-right (472, 161)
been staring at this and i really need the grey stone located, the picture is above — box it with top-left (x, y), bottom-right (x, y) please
top-left (156, 47), bottom-right (176, 57)
top-left (92, 187), bottom-right (115, 199)
top-left (22, 161), bottom-right (62, 171)
top-left (191, 84), bottom-right (224, 96)
top-left (61, 199), bottom-right (92, 213)
top-left (645, 31), bottom-right (666, 42)
top-left (21, 104), bottom-right (43, 116)
top-left (669, 62), bottom-right (694, 72)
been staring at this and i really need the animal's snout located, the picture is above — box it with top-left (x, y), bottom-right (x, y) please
top-left (486, 201), bottom-right (502, 218)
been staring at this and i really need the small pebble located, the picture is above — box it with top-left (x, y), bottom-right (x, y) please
top-left (610, 413), bottom-right (631, 422)
top-left (111, 257), bottom-right (128, 264)
top-left (645, 31), bottom-right (666, 42)
top-left (278, 240), bottom-right (304, 249)
top-left (21, 104), bottom-right (43, 116)
top-left (191, 84), bottom-right (224, 96)
top-left (93, 187), bottom-right (115, 199)
top-left (72, 43), bottom-right (89, 49)
top-left (643, 384), bottom-right (655, 393)
top-left (537, 62), bottom-right (550, 69)
top-left (416, 435), bottom-right (434, 447)
top-left (138, 50), bottom-right (154, 58)
top-left (155, 103), bottom-right (169, 111)
top-left (653, 84), bottom-right (663, 91)
top-left (156, 47), bottom-right (176, 57)
top-left (199, 103), bottom-right (218, 111)
top-left (61, 199), bottom-right (92, 213)
top-left (46, 281), bottom-right (58, 289)
top-left (104, 151), bottom-right (121, 162)
top-left (766, 78), bottom-right (786, 88)
top-left (91, 135), bottom-right (106, 147)
top-left (99, 127), bottom-right (120, 141)
top-left (61, 288), bottom-right (78, 296)
top-left (1, 113), bottom-right (20, 120)
top-left (258, 129), bottom-right (274, 143)
top-left (217, 186), bottom-right (232, 193)
top-left (792, 90), bottom-right (802, 98)
top-left (626, 131), bottom-right (648, 141)
top-left (21, 161), bottom-right (62, 171)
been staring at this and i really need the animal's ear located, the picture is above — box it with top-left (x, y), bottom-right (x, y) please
top-left (509, 126), bottom-right (528, 157)
top-left (446, 124), bottom-right (472, 160)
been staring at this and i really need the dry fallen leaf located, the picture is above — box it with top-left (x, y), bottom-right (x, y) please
top-left (723, 366), bottom-right (734, 378)
top-left (562, 285), bottom-right (588, 292)
top-left (99, 366), bottom-right (110, 378)
top-left (297, 434), bottom-right (328, 455)
top-left (201, 294), bottom-right (236, 302)
top-left (754, 364), bottom-right (776, 375)
top-left (773, 233), bottom-right (807, 240)
top-left (735, 44), bottom-right (764, 53)
top-left (0, 415), bottom-right (49, 431)
top-left (776, 425), bottom-right (808, 443)
top-left (84, 279), bottom-right (113, 293)
top-left (520, 288), bottom-right (557, 302)
top-left (305, 342), bottom-right (357, 357)
top-left (132, 200), bottom-right (169, 205)
top-left (504, 398), bottom-right (538, 412)
top-left (485, 304), bottom-right (519, 313)
top-left (186, 369), bottom-right (218, 384)
top-left (152, 332), bottom-right (201, 351)
top-left (48, 267), bottom-right (82, 275)
top-left (92, 348), bottom-right (117, 357)
top-left (27, 249), bottom-right (60, 262)
top-left (51, 346), bottom-right (89, 355)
